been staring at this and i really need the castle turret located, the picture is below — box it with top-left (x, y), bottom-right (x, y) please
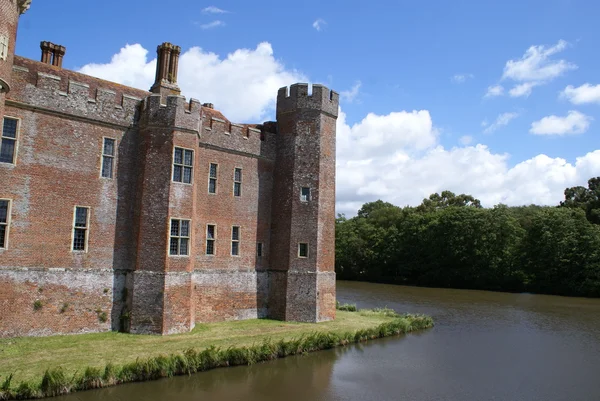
top-left (0, 0), bottom-right (31, 119)
top-left (269, 83), bottom-right (339, 322)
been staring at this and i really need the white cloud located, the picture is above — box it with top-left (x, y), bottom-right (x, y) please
top-left (459, 135), bottom-right (473, 145)
top-left (452, 73), bottom-right (474, 83)
top-left (509, 82), bottom-right (538, 98)
top-left (78, 42), bottom-right (306, 122)
top-left (530, 110), bottom-right (592, 135)
top-left (313, 18), bottom-right (326, 31)
top-left (199, 20), bottom-right (225, 30)
top-left (485, 84), bottom-right (504, 97)
top-left (340, 81), bottom-right (361, 103)
top-left (483, 112), bottom-right (519, 134)
top-left (502, 40), bottom-right (577, 82)
top-left (202, 6), bottom-right (228, 14)
top-left (561, 83), bottom-right (600, 105)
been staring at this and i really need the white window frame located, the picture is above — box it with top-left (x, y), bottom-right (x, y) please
top-left (298, 242), bottom-right (309, 258)
top-left (206, 224), bottom-right (216, 255)
top-left (71, 206), bottom-right (91, 253)
top-left (0, 35), bottom-right (8, 61)
top-left (169, 218), bottom-right (191, 257)
top-left (233, 167), bottom-right (242, 197)
top-left (100, 137), bottom-right (116, 179)
top-left (172, 146), bottom-right (194, 185)
top-left (300, 187), bottom-right (311, 202)
top-left (231, 225), bottom-right (240, 256)
top-left (0, 198), bottom-right (12, 250)
top-left (208, 162), bottom-right (218, 194)
top-left (1, 116), bottom-right (20, 166)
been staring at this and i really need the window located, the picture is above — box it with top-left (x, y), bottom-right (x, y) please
top-left (72, 207), bottom-right (89, 252)
top-left (231, 226), bottom-right (240, 256)
top-left (233, 168), bottom-right (242, 197)
top-left (206, 224), bottom-right (216, 255)
top-left (169, 219), bottom-right (190, 256)
top-left (257, 242), bottom-right (263, 258)
top-left (208, 163), bottom-right (218, 194)
top-left (301, 187), bottom-right (311, 202)
top-left (173, 147), bottom-right (193, 184)
top-left (0, 35), bottom-right (8, 61)
top-left (0, 199), bottom-right (10, 249)
top-left (1, 117), bottom-right (18, 164)
top-left (298, 243), bottom-right (309, 258)
top-left (101, 138), bottom-right (115, 178)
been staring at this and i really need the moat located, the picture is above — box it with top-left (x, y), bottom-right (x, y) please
top-left (53, 281), bottom-right (600, 401)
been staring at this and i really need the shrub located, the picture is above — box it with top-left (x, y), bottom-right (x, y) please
top-left (32, 300), bottom-right (43, 311)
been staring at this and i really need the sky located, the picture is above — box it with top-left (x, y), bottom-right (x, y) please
top-left (14, 0), bottom-right (600, 216)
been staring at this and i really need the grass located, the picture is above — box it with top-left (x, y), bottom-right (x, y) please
top-left (0, 308), bottom-right (433, 400)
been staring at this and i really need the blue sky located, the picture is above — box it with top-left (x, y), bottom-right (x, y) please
top-left (14, 0), bottom-right (600, 214)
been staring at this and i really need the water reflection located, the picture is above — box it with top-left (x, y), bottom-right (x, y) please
top-left (55, 281), bottom-right (600, 401)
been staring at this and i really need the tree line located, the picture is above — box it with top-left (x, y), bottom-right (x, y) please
top-left (335, 177), bottom-right (600, 297)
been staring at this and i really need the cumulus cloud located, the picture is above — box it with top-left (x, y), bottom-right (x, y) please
top-left (202, 6), bottom-right (228, 14)
top-left (459, 135), bottom-right (473, 145)
top-left (508, 82), bottom-right (538, 98)
top-left (485, 84), bottom-right (504, 97)
top-left (313, 18), bottom-right (326, 31)
top-left (452, 73), bottom-right (474, 83)
top-left (561, 83), bottom-right (600, 105)
top-left (78, 42), bottom-right (306, 122)
top-left (340, 81), bottom-right (361, 103)
top-left (530, 110), bottom-right (592, 135)
top-left (483, 112), bottom-right (519, 134)
top-left (199, 20), bottom-right (225, 30)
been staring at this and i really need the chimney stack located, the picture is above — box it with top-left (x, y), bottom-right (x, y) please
top-left (150, 42), bottom-right (181, 99)
top-left (40, 41), bottom-right (66, 68)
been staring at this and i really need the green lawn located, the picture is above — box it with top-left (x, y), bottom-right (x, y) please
top-left (0, 310), bottom-right (406, 384)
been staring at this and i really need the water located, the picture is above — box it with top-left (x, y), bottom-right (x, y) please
top-left (55, 281), bottom-right (600, 401)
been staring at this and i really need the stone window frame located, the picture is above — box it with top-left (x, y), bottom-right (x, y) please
top-left (0, 35), bottom-right (8, 61)
top-left (233, 167), bottom-right (242, 197)
top-left (172, 146), bottom-right (194, 185)
top-left (206, 223), bottom-right (217, 255)
top-left (300, 187), bottom-right (311, 202)
top-left (0, 198), bottom-right (12, 250)
top-left (169, 218), bottom-right (191, 257)
top-left (298, 242), bottom-right (309, 258)
top-left (256, 242), bottom-right (263, 258)
top-left (231, 225), bottom-right (240, 256)
top-left (71, 206), bottom-right (90, 253)
top-left (1, 116), bottom-right (20, 166)
top-left (208, 162), bottom-right (218, 194)
top-left (100, 137), bottom-right (116, 179)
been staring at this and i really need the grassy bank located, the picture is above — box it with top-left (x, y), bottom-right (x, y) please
top-left (0, 307), bottom-right (433, 400)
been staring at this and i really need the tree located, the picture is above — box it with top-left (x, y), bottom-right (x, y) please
top-left (560, 177), bottom-right (600, 224)
top-left (416, 190), bottom-right (482, 213)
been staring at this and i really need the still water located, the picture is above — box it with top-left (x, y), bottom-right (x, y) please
top-left (55, 281), bottom-right (600, 401)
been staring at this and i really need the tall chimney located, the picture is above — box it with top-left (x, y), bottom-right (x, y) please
top-left (150, 42), bottom-right (181, 100)
top-left (40, 41), bottom-right (66, 68)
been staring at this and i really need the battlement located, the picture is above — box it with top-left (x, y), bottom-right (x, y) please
top-left (276, 83), bottom-right (339, 117)
top-left (8, 57), bottom-right (149, 127)
top-left (140, 94), bottom-right (202, 133)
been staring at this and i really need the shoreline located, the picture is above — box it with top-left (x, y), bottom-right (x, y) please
top-left (0, 308), bottom-right (433, 400)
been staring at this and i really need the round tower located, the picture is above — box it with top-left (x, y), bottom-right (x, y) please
top-left (0, 0), bottom-right (31, 118)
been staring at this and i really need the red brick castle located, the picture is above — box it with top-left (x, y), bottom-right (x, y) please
top-left (0, 0), bottom-right (338, 337)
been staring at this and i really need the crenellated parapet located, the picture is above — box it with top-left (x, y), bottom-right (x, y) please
top-left (7, 57), bottom-right (148, 128)
top-left (276, 83), bottom-right (339, 118)
top-left (139, 94), bottom-right (201, 134)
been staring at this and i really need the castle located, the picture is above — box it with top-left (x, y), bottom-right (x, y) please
top-left (0, 0), bottom-right (338, 337)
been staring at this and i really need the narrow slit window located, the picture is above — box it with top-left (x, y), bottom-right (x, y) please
top-left (169, 219), bottom-right (190, 256)
top-left (101, 138), bottom-right (115, 178)
top-left (300, 187), bottom-right (311, 202)
top-left (233, 168), bottom-right (242, 197)
top-left (257, 242), bottom-right (263, 258)
top-left (73, 207), bottom-right (89, 252)
top-left (0, 35), bottom-right (8, 61)
top-left (231, 226), bottom-right (240, 256)
top-left (298, 243), bottom-right (309, 258)
top-left (206, 224), bottom-right (216, 255)
top-left (0, 199), bottom-right (10, 249)
top-left (208, 163), bottom-right (218, 194)
top-left (1, 117), bottom-right (18, 165)
top-left (173, 147), bottom-right (193, 184)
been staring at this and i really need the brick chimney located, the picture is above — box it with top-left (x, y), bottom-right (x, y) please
top-left (40, 41), bottom-right (66, 68)
top-left (150, 42), bottom-right (181, 99)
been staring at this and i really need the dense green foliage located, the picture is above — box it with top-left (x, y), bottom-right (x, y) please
top-left (336, 178), bottom-right (600, 297)
top-left (0, 310), bottom-right (433, 400)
